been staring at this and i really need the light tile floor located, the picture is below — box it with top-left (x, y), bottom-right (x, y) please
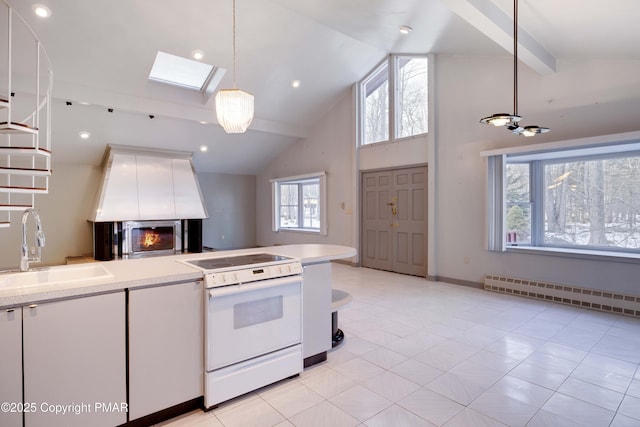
top-left (158, 264), bottom-right (640, 427)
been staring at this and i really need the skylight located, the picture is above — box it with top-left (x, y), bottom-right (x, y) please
top-left (149, 51), bottom-right (215, 91)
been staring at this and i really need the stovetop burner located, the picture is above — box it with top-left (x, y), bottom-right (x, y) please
top-left (185, 253), bottom-right (293, 271)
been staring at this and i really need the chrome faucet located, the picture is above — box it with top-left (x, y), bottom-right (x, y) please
top-left (20, 208), bottom-right (46, 272)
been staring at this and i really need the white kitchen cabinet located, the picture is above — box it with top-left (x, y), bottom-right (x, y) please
top-left (128, 280), bottom-right (204, 420)
top-left (302, 263), bottom-right (332, 363)
top-left (0, 306), bottom-right (22, 427)
top-left (23, 292), bottom-right (127, 427)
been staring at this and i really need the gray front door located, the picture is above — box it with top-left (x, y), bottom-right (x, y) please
top-left (361, 166), bottom-right (427, 276)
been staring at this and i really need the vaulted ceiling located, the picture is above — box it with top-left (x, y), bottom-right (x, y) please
top-left (5, 0), bottom-right (640, 173)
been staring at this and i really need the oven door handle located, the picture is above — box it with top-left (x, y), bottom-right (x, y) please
top-left (208, 275), bottom-right (301, 298)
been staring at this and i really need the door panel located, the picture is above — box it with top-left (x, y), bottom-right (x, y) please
top-left (412, 233), bottom-right (425, 266)
top-left (378, 230), bottom-right (390, 261)
top-left (396, 232), bottom-right (409, 264)
top-left (413, 189), bottom-right (425, 220)
top-left (362, 166), bottom-right (427, 276)
top-left (362, 170), bottom-right (393, 271)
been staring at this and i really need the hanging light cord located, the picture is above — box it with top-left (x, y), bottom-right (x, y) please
top-left (513, 0), bottom-right (518, 117)
top-left (232, 0), bottom-right (238, 89)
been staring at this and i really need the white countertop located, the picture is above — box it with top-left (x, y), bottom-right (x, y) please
top-left (0, 244), bottom-right (356, 308)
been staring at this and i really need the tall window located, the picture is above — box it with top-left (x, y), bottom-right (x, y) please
top-left (505, 163), bottom-right (532, 245)
top-left (363, 62), bottom-right (389, 144)
top-left (271, 172), bottom-right (327, 234)
top-left (360, 55), bottom-right (428, 145)
top-left (487, 141), bottom-right (640, 255)
top-left (396, 56), bottom-right (428, 138)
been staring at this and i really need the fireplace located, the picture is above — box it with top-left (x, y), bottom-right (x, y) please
top-left (93, 219), bottom-right (203, 260)
top-left (124, 220), bottom-right (181, 257)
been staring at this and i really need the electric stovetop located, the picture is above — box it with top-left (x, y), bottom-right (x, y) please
top-left (184, 253), bottom-right (293, 271)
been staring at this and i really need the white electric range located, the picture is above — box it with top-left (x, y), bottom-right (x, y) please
top-left (181, 253), bottom-right (303, 409)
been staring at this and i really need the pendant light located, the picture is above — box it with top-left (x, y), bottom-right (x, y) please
top-left (479, 0), bottom-right (549, 137)
top-left (215, 0), bottom-right (254, 134)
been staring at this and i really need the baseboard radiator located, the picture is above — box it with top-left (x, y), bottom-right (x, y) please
top-left (484, 275), bottom-right (640, 318)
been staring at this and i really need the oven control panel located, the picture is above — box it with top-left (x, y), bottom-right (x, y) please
top-left (205, 262), bottom-right (303, 288)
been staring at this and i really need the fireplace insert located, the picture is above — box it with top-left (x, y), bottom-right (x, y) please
top-left (93, 219), bottom-right (203, 260)
top-left (123, 220), bottom-right (181, 257)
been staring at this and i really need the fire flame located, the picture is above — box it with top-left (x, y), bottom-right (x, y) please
top-left (142, 231), bottom-right (161, 248)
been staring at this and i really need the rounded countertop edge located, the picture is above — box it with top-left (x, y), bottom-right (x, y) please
top-left (266, 244), bottom-right (357, 264)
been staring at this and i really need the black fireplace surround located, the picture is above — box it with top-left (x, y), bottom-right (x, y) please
top-left (93, 219), bottom-right (202, 261)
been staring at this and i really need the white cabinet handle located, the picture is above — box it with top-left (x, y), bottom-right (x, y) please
top-left (6, 308), bottom-right (14, 313)
top-left (28, 304), bottom-right (37, 309)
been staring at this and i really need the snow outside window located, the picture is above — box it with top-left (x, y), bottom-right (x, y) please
top-left (487, 142), bottom-right (640, 255)
top-left (271, 173), bottom-right (327, 235)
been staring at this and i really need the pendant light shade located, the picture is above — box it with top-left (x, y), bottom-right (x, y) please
top-left (521, 125), bottom-right (550, 137)
top-left (480, 113), bottom-right (521, 127)
top-left (216, 0), bottom-right (254, 134)
top-left (479, 0), bottom-right (549, 137)
top-left (215, 89), bottom-right (254, 134)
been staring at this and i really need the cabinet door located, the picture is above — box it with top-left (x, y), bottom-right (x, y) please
top-left (302, 263), bottom-right (332, 359)
top-left (0, 307), bottom-right (22, 427)
top-left (23, 292), bottom-right (126, 427)
top-left (128, 281), bottom-right (203, 420)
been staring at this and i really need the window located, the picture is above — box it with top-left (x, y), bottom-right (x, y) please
top-left (396, 56), bottom-right (428, 138)
top-left (505, 163), bottom-right (532, 245)
top-left (359, 55), bottom-right (428, 145)
top-left (271, 172), bottom-right (326, 234)
top-left (486, 138), bottom-right (640, 256)
top-left (149, 51), bottom-right (215, 90)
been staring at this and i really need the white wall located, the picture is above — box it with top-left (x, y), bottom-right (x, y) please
top-left (0, 163), bottom-right (101, 269)
top-left (434, 55), bottom-right (640, 295)
top-left (197, 172), bottom-right (256, 250)
top-left (256, 91), bottom-right (355, 248)
top-left (0, 165), bottom-right (257, 269)
top-left (256, 54), bottom-right (640, 296)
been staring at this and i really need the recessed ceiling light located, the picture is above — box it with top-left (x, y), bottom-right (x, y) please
top-left (399, 25), bottom-right (412, 35)
top-left (32, 4), bottom-right (51, 18)
top-left (192, 49), bottom-right (205, 60)
top-left (79, 131), bottom-right (90, 139)
top-left (199, 120), bottom-right (207, 125)
top-left (291, 80), bottom-right (301, 88)
top-left (200, 146), bottom-right (208, 152)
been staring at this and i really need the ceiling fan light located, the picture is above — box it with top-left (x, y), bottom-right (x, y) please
top-left (521, 125), bottom-right (550, 137)
top-left (478, 0), bottom-right (549, 137)
top-left (215, 88), bottom-right (254, 134)
top-left (480, 113), bottom-right (521, 127)
top-left (507, 124), bottom-right (524, 134)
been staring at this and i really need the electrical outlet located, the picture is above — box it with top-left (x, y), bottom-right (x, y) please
top-left (463, 256), bottom-right (470, 264)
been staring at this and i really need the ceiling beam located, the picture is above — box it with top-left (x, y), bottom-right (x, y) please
top-left (441, 0), bottom-right (556, 75)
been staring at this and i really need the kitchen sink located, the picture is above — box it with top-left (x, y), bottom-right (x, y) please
top-left (0, 263), bottom-right (113, 290)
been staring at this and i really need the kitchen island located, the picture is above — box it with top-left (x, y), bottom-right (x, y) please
top-left (0, 244), bottom-right (355, 307)
top-left (0, 244), bottom-right (355, 427)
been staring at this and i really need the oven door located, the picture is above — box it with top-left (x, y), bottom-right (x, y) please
top-left (206, 275), bottom-right (302, 372)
